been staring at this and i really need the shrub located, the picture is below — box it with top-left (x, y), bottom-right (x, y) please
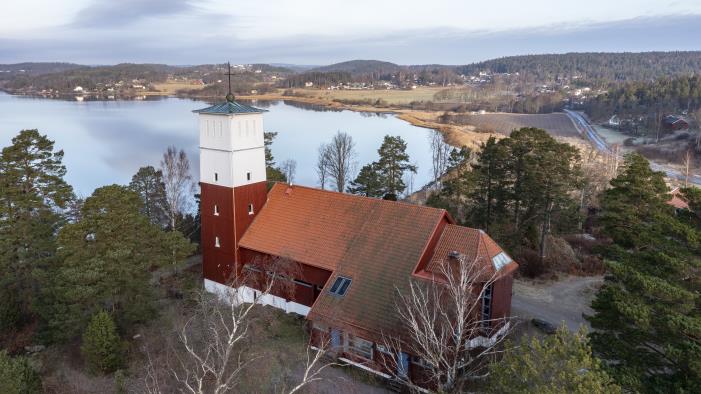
top-left (517, 248), bottom-right (548, 278)
top-left (488, 326), bottom-right (621, 394)
top-left (81, 311), bottom-right (125, 374)
top-left (0, 287), bottom-right (22, 334)
top-left (0, 350), bottom-right (41, 394)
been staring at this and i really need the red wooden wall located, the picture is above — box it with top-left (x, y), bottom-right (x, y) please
top-left (200, 181), bottom-right (268, 284)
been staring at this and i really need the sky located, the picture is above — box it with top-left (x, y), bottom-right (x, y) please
top-left (1, 0), bottom-right (701, 65)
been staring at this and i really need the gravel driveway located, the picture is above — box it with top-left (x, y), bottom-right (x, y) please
top-left (511, 275), bottom-right (604, 332)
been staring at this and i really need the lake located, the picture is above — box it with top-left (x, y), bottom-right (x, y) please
top-left (0, 92), bottom-right (435, 197)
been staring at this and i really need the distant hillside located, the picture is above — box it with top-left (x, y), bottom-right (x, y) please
top-left (270, 63), bottom-right (318, 72)
top-left (312, 60), bottom-right (402, 75)
top-left (457, 52), bottom-right (701, 83)
top-left (2, 63), bottom-right (177, 92)
top-left (0, 62), bottom-right (83, 77)
top-left (0, 62), bottom-right (290, 95)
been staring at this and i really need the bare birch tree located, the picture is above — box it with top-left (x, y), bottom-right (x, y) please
top-left (429, 130), bottom-right (452, 188)
top-left (316, 144), bottom-right (330, 190)
top-left (321, 131), bottom-right (357, 192)
top-left (281, 159), bottom-right (297, 185)
top-left (161, 146), bottom-right (194, 231)
top-left (380, 253), bottom-right (511, 392)
top-left (683, 148), bottom-right (693, 187)
top-left (160, 257), bottom-right (334, 394)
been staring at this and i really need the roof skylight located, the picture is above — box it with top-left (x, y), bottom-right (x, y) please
top-left (329, 276), bottom-right (352, 296)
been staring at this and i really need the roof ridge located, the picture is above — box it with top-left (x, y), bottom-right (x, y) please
top-left (272, 182), bottom-right (449, 215)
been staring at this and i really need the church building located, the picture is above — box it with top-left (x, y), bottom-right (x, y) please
top-left (195, 94), bottom-right (518, 385)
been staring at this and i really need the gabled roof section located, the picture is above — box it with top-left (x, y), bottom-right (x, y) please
top-left (239, 183), bottom-right (446, 272)
top-left (423, 224), bottom-right (518, 280)
top-left (193, 100), bottom-right (267, 115)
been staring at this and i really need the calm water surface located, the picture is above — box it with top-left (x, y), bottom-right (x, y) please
top-left (0, 92), bottom-right (434, 197)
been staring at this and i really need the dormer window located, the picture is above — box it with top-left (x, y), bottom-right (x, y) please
top-left (248, 203), bottom-right (254, 215)
top-left (246, 171), bottom-right (251, 181)
top-left (214, 172), bottom-right (219, 182)
top-left (213, 205), bottom-right (219, 216)
top-left (215, 236), bottom-right (221, 248)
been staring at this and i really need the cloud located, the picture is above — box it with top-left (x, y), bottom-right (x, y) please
top-left (1, 13), bottom-right (701, 65)
top-left (71, 0), bottom-right (197, 28)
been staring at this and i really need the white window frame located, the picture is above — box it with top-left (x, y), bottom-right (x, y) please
top-left (213, 205), bottom-right (219, 216)
top-left (248, 203), bottom-right (254, 215)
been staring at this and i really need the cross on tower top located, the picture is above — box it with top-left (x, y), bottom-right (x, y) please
top-left (225, 62), bottom-right (235, 102)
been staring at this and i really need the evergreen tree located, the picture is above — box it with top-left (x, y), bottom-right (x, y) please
top-left (0, 350), bottom-right (42, 394)
top-left (467, 137), bottom-right (509, 231)
top-left (0, 129), bottom-right (73, 334)
top-left (376, 135), bottom-right (416, 198)
top-left (466, 128), bottom-right (581, 255)
top-left (81, 310), bottom-right (125, 374)
top-left (426, 146), bottom-right (473, 222)
top-left (598, 153), bottom-right (671, 248)
top-left (588, 153), bottom-right (701, 392)
top-left (488, 327), bottom-right (620, 394)
top-left (39, 185), bottom-right (194, 342)
top-left (264, 132), bottom-right (286, 182)
top-left (347, 162), bottom-right (384, 197)
top-left (128, 166), bottom-right (168, 227)
top-left (446, 146), bottom-right (470, 171)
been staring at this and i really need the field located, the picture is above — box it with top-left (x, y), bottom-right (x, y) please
top-left (151, 80), bottom-right (205, 95)
top-left (452, 112), bottom-right (580, 138)
top-left (293, 87), bottom-right (447, 105)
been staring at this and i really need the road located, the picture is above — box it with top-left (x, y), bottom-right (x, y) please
top-left (563, 109), bottom-right (701, 186)
top-left (511, 275), bottom-right (604, 332)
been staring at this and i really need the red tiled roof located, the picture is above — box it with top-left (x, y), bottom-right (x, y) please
top-left (239, 183), bottom-right (517, 343)
top-left (423, 224), bottom-right (517, 280)
top-left (240, 184), bottom-right (447, 336)
top-left (668, 187), bottom-right (690, 210)
top-left (239, 184), bottom-right (445, 272)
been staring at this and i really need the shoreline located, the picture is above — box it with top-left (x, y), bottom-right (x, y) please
top-left (233, 92), bottom-right (497, 151)
top-left (0, 89), bottom-right (498, 152)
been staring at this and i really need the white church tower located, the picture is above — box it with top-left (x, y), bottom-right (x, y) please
top-left (193, 79), bottom-right (269, 291)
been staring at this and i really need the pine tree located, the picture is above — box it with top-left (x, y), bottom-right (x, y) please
top-left (588, 153), bottom-right (701, 392)
top-left (264, 132), bottom-right (286, 182)
top-left (488, 327), bottom-right (620, 394)
top-left (347, 162), bottom-right (384, 197)
top-left (81, 311), bottom-right (124, 374)
top-left (39, 185), bottom-right (195, 342)
top-left (465, 128), bottom-right (581, 255)
top-left (376, 135), bottom-right (416, 198)
top-left (128, 166), bottom-right (168, 227)
top-left (426, 147), bottom-right (473, 222)
top-left (0, 129), bottom-right (73, 334)
top-left (0, 350), bottom-right (41, 394)
top-left (468, 137), bottom-right (509, 232)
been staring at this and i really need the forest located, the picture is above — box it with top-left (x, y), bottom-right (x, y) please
top-left (458, 51), bottom-right (701, 83)
top-left (583, 75), bottom-right (701, 121)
